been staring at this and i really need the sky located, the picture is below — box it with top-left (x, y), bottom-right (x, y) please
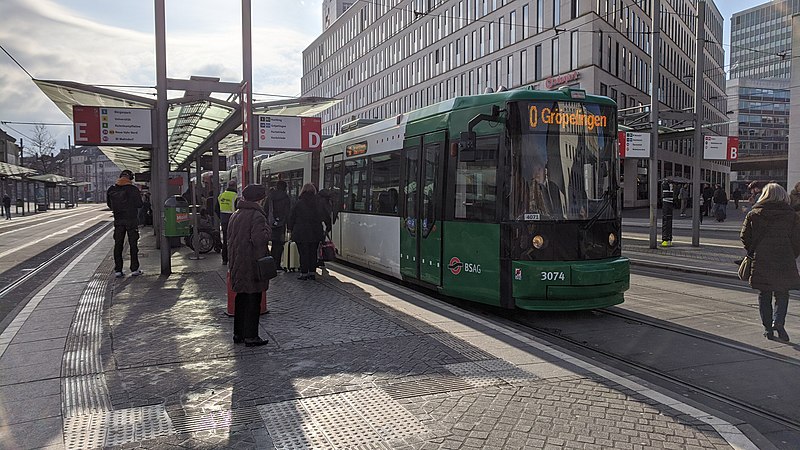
top-left (0, 0), bottom-right (768, 152)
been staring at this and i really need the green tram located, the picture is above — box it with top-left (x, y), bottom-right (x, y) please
top-left (257, 87), bottom-right (630, 311)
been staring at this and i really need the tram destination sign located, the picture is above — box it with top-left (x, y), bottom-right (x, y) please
top-left (703, 136), bottom-right (739, 161)
top-left (257, 115), bottom-right (322, 151)
top-left (73, 106), bottom-right (153, 146)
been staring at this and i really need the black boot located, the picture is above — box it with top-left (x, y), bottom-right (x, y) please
top-left (773, 324), bottom-right (790, 342)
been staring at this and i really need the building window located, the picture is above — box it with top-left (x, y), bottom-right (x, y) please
top-left (521, 50), bottom-right (527, 84)
top-left (551, 37), bottom-right (559, 75)
top-left (507, 55), bottom-right (513, 87)
top-left (571, 0), bottom-right (579, 19)
top-left (523, 4), bottom-right (530, 39)
top-left (510, 11), bottom-right (517, 44)
top-left (600, 83), bottom-right (608, 96)
top-left (534, 44), bottom-right (542, 80)
top-left (536, 0), bottom-right (543, 32)
top-left (499, 17), bottom-right (505, 49)
top-left (553, 0), bottom-right (560, 26)
top-left (489, 22), bottom-right (494, 52)
top-left (480, 26), bottom-right (486, 57)
top-left (570, 31), bottom-right (578, 70)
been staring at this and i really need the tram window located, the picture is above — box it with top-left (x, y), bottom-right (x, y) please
top-left (404, 146), bottom-right (420, 223)
top-left (324, 160), bottom-right (344, 211)
top-left (369, 152), bottom-right (401, 215)
top-left (454, 136), bottom-right (498, 221)
top-left (344, 158), bottom-right (369, 212)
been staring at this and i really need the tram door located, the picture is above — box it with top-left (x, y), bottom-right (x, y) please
top-left (401, 131), bottom-right (445, 285)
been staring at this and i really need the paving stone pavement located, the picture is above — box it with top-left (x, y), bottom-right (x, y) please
top-left (0, 232), bottom-right (761, 449)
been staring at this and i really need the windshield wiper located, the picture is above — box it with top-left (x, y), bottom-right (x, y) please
top-left (582, 184), bottom-right (619, 230)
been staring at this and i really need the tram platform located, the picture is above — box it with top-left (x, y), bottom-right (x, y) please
top-left (0, 227), bottom-right (770, 449)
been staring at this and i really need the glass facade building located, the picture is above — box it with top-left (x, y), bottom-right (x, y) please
top-left (730, 0), bottom-right (799, 80)
top-left (302, 0), bottom-right (731, 207)
top-left (728, 0), bottom-right (798, 186)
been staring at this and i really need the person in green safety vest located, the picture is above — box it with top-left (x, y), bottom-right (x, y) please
top-left (218, 180), bottom-right (238, 264)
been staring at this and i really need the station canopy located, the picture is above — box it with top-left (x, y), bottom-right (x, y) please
top-left (28, 174), bottom-right (75, 185)
top-left (34, 79), bottom-right (339, 174)
top-left (0, 161), bottom-right (37, 179)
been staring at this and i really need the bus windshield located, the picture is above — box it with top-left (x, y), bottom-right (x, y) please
top-left (509, 100), bottom-right (618, 221)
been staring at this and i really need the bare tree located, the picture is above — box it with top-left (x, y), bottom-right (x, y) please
top-left (23, 124), bottom-right (59, 174)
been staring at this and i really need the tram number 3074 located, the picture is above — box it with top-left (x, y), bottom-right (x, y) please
top-left (540, 271), bottom-right (566, 281)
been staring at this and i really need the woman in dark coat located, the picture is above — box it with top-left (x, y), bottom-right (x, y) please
top-left (288, 183), bottom-right (331, 280)
top-left (741, 183), bottom-right (800, 342)
top-left (227, 184), bottom-right (271, 346)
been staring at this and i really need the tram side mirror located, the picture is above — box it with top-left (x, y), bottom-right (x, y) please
top-left (458, 131), bottom-right (477, 162)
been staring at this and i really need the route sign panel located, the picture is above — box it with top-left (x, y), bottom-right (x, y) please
top-left (703, 136), bottom-right (738, 160)
top-left (617, 131), bottom-right (650, 158)
top-left (73, 106), bottom-right (152, 146)
top-left (257, 115), bottom-right (322, 151)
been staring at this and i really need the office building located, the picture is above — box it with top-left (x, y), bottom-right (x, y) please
top-left (730, 0), bottom-right (799, 80)
top-left (728, 0), bottom-right (798, 186)
top-left (727, 78), bottom-right (790, 187)
top-left (302, 0), bottom-right (731, 207)
top-left (323, 0), bottom-right (356, 30)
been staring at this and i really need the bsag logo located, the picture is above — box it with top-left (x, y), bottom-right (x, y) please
top-left (448, 257), bottom-right (462, 275)
top-left (448, 256), bottom-right (481, 275)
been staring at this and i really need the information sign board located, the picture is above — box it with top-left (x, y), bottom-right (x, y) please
top-left (703, 136), bottom-right (738, 160)
top-left (73, 106), bottom-right (152, 146)
top-left (617, 131), bottom-right (650, 158)
top-left (257, 115), bottom-right (322, 151)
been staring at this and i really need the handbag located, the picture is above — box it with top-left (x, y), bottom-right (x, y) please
top-left (256, 255), bottom-right (278, 281)
top-left (737, 255), bottom-right (753, 281)
top-left (318, 238), bottom-right (336, 262)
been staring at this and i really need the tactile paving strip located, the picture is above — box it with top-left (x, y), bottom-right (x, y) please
top-left (428, 332), bottom-right (496, 360)
top-left (380, 375), bottom-right (474, 400)
top-left (62, 374), bottom-right (111, 418)
top-left (170, 406), bottom-right (263, 435)
top-left (63, 404), bottom-right (173, 449)
top-left (445, 359), bottom-right (540, 387)
top-left (258, 388), bottom-right (434, 449)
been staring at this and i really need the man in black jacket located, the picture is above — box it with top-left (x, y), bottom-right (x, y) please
top-left (266, 180), bottom-right (291, 270)
top-left (107, 170), bottom-right (144, 277)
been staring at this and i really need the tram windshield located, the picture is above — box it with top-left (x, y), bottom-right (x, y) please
top-left (509, 100), bottom-right (618, 221)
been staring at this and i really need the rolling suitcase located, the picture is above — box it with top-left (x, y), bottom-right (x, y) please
top-left (281, 240), bottom-right (301, 272)
top-left (714, 205), bottom-right (726, 222)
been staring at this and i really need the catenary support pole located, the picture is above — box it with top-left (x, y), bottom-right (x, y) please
top-left (211, 143), bottom-right (220, 231)
top-left (649, 0), bottom-right (661, 249)
top-left (155, 0), bottom-right (171, 275)
top-left (691, 1), bottom-right (706, 247)
top-left (242, 0), bottom-right (254, 187)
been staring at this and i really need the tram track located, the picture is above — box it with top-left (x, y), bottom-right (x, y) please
top-left (503, 314), bottom-right (800, 437)
top-left (0, 221), bottom-right (113, 332)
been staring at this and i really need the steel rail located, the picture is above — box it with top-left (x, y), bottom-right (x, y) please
top-left (0, 222), bottom-right (112, 300)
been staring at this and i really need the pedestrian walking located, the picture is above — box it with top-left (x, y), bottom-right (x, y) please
top-left (217, 180), bottom-right (238, 265)
top-left (747, 181), bottom-right (767, 212)
top-left (732, 188), bottom-right (742, 210)
top-left (679, 184), bottom-right (689, 217)
top-left (266, 180), bottom-right (291, 270)
top-left (227, 184), bottom-right (271, 347)
top-left (2, 194), bottom-right (10, 220)
top-left (288, 183), bottom-right (331, 280)
top-left (790, 181), bottom-right (800, 214)
top-left (740, 183), bottom-right (800, 342)
top-left (712, 184), bottom-right (728, 222)
top-left (106, 170), bottom-right (144, 278)
top-left (702, 184), bottom-right (714, 216)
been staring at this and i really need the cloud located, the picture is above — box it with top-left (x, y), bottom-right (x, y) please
top-left (0, 0), bottom-right (323, 147)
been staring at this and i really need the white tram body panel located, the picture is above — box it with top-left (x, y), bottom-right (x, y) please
top-left (322, 115), bottom-right (408, 279)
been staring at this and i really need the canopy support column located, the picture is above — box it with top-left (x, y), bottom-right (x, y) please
top-left (155, 0), bottom-right (171, 275)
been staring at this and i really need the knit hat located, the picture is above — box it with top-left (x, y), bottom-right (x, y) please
top-left (242, 184), bottom-right (266, 202)
top-left (119, 170), bottom-right (134, 180)
top-left (227, 180), bottom-right (237, 189)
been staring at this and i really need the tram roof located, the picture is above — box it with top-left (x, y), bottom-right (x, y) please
top-left (33, 79), bottom-right (339, 174)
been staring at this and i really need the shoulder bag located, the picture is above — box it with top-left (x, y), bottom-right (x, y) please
top-left (738, 233), bottom-right (763, 281)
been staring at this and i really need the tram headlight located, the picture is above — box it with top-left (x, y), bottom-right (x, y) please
top-left (608, 233), bottom-right (617, 247)
top-left (532, 235), bottom-right (545, 249)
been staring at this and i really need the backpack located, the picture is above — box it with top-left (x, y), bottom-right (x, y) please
top-left (108, 186), bottom-right (129, 212)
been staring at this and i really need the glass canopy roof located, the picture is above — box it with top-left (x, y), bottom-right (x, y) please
top-left (33, 79), bottom-right (339, 174)
top-left (0, 162), bottom-right (38, 178)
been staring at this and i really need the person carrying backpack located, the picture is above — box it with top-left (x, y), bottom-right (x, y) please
top-left (107, 170), bottom-right (144, 278)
